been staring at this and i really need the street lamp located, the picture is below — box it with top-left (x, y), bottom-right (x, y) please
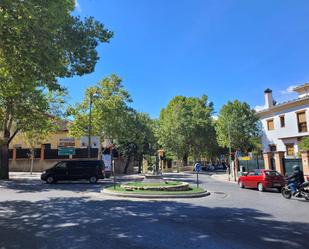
top-left (88, 91), bottom-right (99, 159)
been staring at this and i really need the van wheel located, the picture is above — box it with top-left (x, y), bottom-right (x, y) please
top-left (89, 176), bottom-right (97, 184)
top-left (46, 176), bottom-right (55, 184)
top-left (257, 183), bottom-right (264, 192)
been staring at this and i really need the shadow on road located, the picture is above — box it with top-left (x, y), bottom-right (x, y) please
top-left (0, 179), bottom-right (108, 193)
top-left (0, 197), bottom-right (308, 249)
top-left (0, 174), bottom-right (200, 193)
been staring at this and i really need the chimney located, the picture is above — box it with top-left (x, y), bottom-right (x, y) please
top-left (264, 88), bottom-right (273, 108)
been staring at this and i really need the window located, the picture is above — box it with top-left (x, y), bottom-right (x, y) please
top-left (286, 144), bottom-right (295, 156)
top-left (297, 111), bottom-right (307, 133)
top-left (269, 144), bottom-right (276, 152)
top-left (55, 162), bottom-right (67, 169)
top-left (255, 170), bottom-right (262, 176)
top-left (267, 119), bottom-right (274, 131)
top-left (265, 171), bottom-right (280, 176)
top-left (280, 115), bottom-right (285, 128)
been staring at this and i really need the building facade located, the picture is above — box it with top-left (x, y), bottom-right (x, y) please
top-left (257, 84), bottom-right (309, 157)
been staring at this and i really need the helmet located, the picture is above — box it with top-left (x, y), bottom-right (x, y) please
top-left (292, 165), bottom-right (300, 171)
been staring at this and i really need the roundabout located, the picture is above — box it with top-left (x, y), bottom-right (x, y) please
top-left (101, 180), bottom-right (209, 199)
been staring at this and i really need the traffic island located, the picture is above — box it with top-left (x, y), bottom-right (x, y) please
top-left (102, 181), bottom-right (209, 199)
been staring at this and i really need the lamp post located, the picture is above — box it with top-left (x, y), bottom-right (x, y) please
top-left (88, 92), bottom-right (99, 159)
top-left (227, 119), bottom-right (232, 181)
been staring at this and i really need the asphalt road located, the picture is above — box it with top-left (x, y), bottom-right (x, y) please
top-left (0, 173), bottom-right (308, 249)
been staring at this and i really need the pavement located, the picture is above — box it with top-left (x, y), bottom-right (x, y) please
top-left (208, 171), bottom-right (237, 184)
top-left (0, 172), bottom-right (308, 249)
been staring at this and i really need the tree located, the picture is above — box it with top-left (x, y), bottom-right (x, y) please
top-left (215, 100), bottom-right (261, 153)
top-left (23, 118), bottom-right (55, 175)
top-left (299, 136), bottom-right (309, 151)
top-left (69, 75), bottom-right (157, 174)
top-left (68, 74), bottom-right (132, 144)
top-left (116, 111), bottom-right (157, 174)
top-left (0, 0), bottom-right (113, 179)
top-left (23, 91), bottom-right (66, 174)
top-left (157, 95), bottom-right (215, 166)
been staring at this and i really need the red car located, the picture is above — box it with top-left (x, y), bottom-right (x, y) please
top-left (238, 169), bottom-right (285, 192)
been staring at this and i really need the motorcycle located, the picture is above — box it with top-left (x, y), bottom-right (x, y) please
top-left (281, 180), bottom-right (309, 200)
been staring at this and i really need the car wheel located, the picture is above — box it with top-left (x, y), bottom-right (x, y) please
top-left (239, 181), bottom-right (245, 188)
top-left (89, 176), bottom-right (97, 184)
top-left (46, 176), bottom-right (55, 184)
top-left (257, 183), bottom-right (264, 192)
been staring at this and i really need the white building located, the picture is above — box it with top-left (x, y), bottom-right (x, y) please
top-left (257, 83), bottom-right (309, 157)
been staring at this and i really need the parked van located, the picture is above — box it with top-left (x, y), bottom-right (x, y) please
top-left (41, 160), bottom-right (105, 184)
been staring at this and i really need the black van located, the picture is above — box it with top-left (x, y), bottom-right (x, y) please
top-left (41, 160), bottom-right (105, 184)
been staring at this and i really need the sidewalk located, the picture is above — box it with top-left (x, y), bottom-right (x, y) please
top-left (210, 172), bottom-right (237, 184)
top-left (9, 172), bottom-right (41, 180)
top-left (8, 172), bottom-right (145, 181)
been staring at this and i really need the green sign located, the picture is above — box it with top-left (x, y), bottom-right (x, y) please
top-left (58, 147), bottom-right (76, 156)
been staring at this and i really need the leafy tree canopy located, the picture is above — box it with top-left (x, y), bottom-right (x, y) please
top-left (68, 74), bottom-right (132, 141)
top-left (157, 95), bottom-right (215, 161)
top-left (0, 0), bottom-right (113, 90)
top-left (215, 100), bottom-right (261, 153)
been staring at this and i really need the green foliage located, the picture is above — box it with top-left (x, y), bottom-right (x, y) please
top-left (157, 95), bottom-right (216, 161)
top-left (0, 0), bottom-right (113, 90)
top-left (115, 111), bottom-right (157, 160)
top-left (68, 74), bottom-right (132, 140)
top-left (299, 136), bottom-right (309, 151)
top-left (215, 100), bottom-right (261, 152)
top-left (69, 74), bottom-right (157, 173)
top-left (0, 0), bottom-right (112, 178)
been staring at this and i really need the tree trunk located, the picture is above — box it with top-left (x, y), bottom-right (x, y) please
top-left (182, 154), bottom-right (188, 166)
top-left (137, 154), bottom-right (143, 173)
top-left (123, 153), bottom-right (132, 174)
top-left (30, 148), bottom-right (34, 175)
top-left (0, 143), bottom-right (9, 180)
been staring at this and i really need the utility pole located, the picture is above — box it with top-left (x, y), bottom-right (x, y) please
top-left (88, 94), bottom-right (93, 159)
top-left (227, 119), bottom-right (232, 181)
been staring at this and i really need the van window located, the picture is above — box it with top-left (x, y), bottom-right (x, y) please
top-left (55, 162), bottom-right (67, 169)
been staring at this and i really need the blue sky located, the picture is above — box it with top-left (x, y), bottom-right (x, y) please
top-left (61, 0), bottom-right (309, 117)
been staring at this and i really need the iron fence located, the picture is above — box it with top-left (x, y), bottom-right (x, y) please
top-left (283, 158), bottom-right (303, 175)
top-left (239, 158), bottom-right (265, 172)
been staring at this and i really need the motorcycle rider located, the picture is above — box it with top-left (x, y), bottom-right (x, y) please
top-left (287, 165), bottom-right (305, 196)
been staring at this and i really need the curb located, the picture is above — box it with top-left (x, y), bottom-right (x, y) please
top-left (101, 189), bottom-right (210, 199)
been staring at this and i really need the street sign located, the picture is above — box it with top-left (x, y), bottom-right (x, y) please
top-left (58, 147), bottom-right (75, 156)
top-left (235, 150), bottom-right (242, 158)
top-left (194, 163), bottom-right (201, 172)
top-left (194, 163), bottom-right (201, 188)
top-left (58, 138), bottom-right (75, 147)
top-left (102, 154), bottom-right (112, 171)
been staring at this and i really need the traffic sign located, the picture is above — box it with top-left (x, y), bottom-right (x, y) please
top-left (195, 163), bottom-right (201, 173)
top-left (58, 147), bottom-right (76, 156)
